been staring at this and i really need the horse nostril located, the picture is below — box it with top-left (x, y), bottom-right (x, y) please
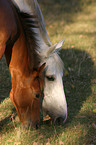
top-left (55, 117), bottom-right (64, 125)
top-left (36, 122), bottom-right (39, 129)
top-left (36, 94), bottom-right (40, 98)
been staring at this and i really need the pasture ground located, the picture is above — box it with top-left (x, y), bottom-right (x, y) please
top-left (0, 0), bottom-right (96, 144)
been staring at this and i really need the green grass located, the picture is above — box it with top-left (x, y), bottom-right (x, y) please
top-left (0, 0), bottom-right (96, 144)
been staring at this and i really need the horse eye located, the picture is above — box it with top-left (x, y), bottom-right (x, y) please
top-left (36, 94), bottom-right (40, 98)
top-left (46, 75), bottom-right (55, 81)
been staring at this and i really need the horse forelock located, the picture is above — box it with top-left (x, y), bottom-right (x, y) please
top-left (52, 53), bottom-right (64, 76)
top-left (54, 53), bottom-right (64, 75)
top-left (42, 52), bottom-right (64, 77)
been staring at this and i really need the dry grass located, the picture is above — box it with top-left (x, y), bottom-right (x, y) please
top-left (0, 0), bottom-right (96, 144)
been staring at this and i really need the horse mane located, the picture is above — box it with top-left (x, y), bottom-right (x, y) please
top-left (12, 0), bottom-right (64, 75)
top-left (12, 1), bottom-right (40, 70)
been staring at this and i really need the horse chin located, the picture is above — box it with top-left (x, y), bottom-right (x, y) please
top-left (21, 120), bottom-right (40, 130)
top-left (53, 115), bottom-right (67, 125)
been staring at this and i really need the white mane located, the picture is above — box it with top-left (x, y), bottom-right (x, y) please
top-left (13, 0), bottom-right (64, 74)
top-left (12, 0), bottom-right (51, 51)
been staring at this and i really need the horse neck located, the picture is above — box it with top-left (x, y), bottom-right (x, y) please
top-left (9, 26), bottom-right (30, 76)
top-left (4, 1), bottom-right (40, 77)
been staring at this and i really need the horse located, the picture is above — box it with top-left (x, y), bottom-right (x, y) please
top-left (14, 0), bottom-right (67, 124)
top-left (0, 0), bottom-right (46, 128)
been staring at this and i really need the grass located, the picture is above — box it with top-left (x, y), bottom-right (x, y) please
top-left (0, 0), bottom-right (96, 144)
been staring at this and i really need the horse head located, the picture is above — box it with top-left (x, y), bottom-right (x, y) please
top-left (13, 0), bottom-right (67, 124)
top-left (41, 40), bottom-right (67, 124)
top-left (10, 63), bottom-right (46, 129)
top-left (0, 0), bottom-right (46, 128)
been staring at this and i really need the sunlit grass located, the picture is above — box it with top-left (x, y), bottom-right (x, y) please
top-left (0, 0), bottom-right (96, 144)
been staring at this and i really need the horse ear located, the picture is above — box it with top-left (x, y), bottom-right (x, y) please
top-left (55, 39), bottom-right (65, 50)
top-left (38, 63), bottom-right (46, 73)
top-left (47, 39), bottom-right (65, 56)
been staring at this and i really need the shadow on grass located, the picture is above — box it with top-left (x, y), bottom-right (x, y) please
top-left (0, 56), bottom-right (11, 103)
top-left (0, 1), bottom-right (95, 143)
top-left (76, 111), bottom-right (96, 144)
top-left (36, 48), bottom-right (94, 143)
top-left (0, 48), bottom-right (95, 144)
top-left (38, 0), bottom-right (95, 12)
top-left (60, 48), bottom-right (95, 143)
top-left (60, 48), bottom-right (94, 122)
top-left (0, 107), bottom-right (17, 133)
top-left (38, 0), bottom-right (96, 26)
